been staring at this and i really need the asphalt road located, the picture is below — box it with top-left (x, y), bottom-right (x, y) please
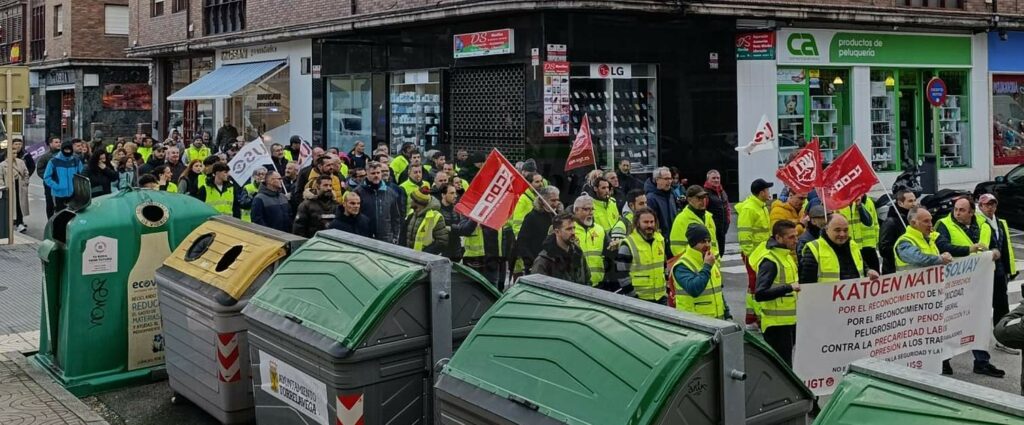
top-left (11, 180), bottom-right (1024, 423)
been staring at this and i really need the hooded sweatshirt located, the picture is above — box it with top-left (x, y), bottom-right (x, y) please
top-left (43, 141), bottom-right (84, 198)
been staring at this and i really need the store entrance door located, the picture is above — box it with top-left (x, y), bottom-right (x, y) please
top-left (898, 86), bottom-right (919, 170)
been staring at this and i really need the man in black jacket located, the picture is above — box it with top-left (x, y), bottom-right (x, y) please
top-left (354, 161), bottom-right (402, 243)
top-left (616, 159), bottom-right (643, 194)
top-left (329, 191), bottom-right (372, 238)
top-left (532, 212), bottom-right (589, 285)
top-left (703, 169), bottom-right (731, 257)
top-left (879, 190), bottom-right (916, 275)
top-left (796, 205), bottom-right (827, 264)
top-left (437, 183), bottom-right (476, 261)
top-left (36, 137), bottom-right (62, 218)
top-left (516, 186), bottom-right (562, 273)
top-left (289, 146), bottom-right (325, 216)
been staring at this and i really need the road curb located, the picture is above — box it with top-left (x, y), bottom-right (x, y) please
top-left (3, 351), bottom-right (110, 425)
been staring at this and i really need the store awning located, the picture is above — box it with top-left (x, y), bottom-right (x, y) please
top-left (166, 60), bottom-right (286, 101)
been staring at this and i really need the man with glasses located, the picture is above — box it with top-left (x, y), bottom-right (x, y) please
top-left (978, 193), bottom-right (1020, 355)
top-left (645, 166), bottom-right (678, 253)
top-left (670, 185), bottom-right (717, 257)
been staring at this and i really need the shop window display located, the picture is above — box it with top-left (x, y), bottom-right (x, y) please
top-left (569, 64), bottom-right (658, 173)
top-left (326, 75), bottom-right (374, 152)
top-left (936, 70), bottom-right (970, 168)
top-left (869, 70), bottom-right (899, 172)
top-left (389, 70), bottom-right (442, 154)
top-left (992, 74), bottom-right (1024, 166)
top-left (226, 64), bottom-right (290, 141)
top-left (776, 68), bottom-right (851, 165)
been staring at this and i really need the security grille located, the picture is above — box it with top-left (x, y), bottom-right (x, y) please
top-left (449, 65), bottom-right (526, 161)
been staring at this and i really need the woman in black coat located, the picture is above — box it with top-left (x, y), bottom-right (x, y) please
top-left (86, 151), bottom-right (118, 196)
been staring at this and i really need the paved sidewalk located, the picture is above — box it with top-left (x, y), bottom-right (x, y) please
top-left (0, 237), bottom-right (43, 335)
top-left (0, 351), bottom-right (109, 425)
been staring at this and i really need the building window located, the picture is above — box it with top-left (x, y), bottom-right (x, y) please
top-left (172, 0), bottom-right (188, 13)
top-left (104, 5), bottom-right (129, 36)
top-left (29, 6), bottom-right (42, 61)
top-left (53, 4), bottom-right (62, 36)
top-left (151, 0), bottom-right (164, 17)
top-left (902, 0), bottom-right (962, 8)
top-left (204, 0), bottom-right (245, 35)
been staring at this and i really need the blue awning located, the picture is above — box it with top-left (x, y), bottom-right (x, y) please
top-left (166, 60), bottom-right (286, 101)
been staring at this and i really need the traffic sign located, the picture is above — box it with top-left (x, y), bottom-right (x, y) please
top-left (926, 77), bottom-right (947, 107)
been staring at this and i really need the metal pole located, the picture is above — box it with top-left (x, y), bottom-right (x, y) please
top-left (5, 69), bottom-right (13, 245)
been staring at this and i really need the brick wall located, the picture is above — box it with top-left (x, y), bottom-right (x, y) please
top-left (70, 0), bottom-right (129, 58)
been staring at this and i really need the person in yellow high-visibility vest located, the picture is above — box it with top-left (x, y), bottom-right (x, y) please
top-left (671, 223), bottom-right (729, 319)
top-left (837, 195), bottom-right (880, 273)
top-left (934, 197), bottom-right (1005, 378)
top-left (613, 208), bottom-right (666, 302)
top-left (750, 220), bottom-right (800, 366)
top-left (572, 195), bottom-right (609, 289)
top-left (978, 193), bottom-right (1021, 356)
top-left (403, 185), bottom-right (449, 254)
top-left (799, 214), bottom-right (878, 284)
top-left (670, 185), bottom-right (717, 256)
top-left (737, 178), bottom-right (773, 330)
top-left (197, 163), bottom-right (241, 218)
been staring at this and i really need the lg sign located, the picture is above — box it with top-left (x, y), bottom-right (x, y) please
top-left (590, 63), bottom-right (631, 79)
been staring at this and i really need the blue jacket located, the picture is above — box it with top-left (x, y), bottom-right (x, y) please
top-left (43, 152), bottom-right (84, 198)
top-left (251, 186), bottom-right (292, 233)
top-left (644, 178), bottom-right (678, 242)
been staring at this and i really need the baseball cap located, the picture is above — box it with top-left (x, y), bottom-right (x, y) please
top-left (751, 178), bottom-right (774, 194)
top-left (686, 185), bottom-right (708, 198)
top-left (979, 193), bottom-right (997, 205)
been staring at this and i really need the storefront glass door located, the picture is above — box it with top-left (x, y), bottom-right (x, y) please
top-left (326, 75), bottom-right (374, 152)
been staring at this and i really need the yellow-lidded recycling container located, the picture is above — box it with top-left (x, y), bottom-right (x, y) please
top-left (156, 216), bottom-right (305, 424)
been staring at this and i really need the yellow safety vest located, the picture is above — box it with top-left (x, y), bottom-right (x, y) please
top-left (284, 150), bottom-right (294, 161)
top-left (241, 183), bottom-right (258, 222)
top-left (463, 225), bottom-right (503, 258)
top-left (737, 195), bottom-right (770, 257)
top-left (197, 174), bottom-right (207, 189)
top-left (837, 203), bottom-right (865, 245)
top-left (979, 214), bottom-right (1018, 275)
top-left (162, 182), bottom-right (178, 193)
top-left (411, 210), bottom-right (443, 251)
top-left (138, 146), bottom-right (153, 163)
top-left (205, 183), bottom-right (234, 215)
top-left (592, 197), bottom-right (620, 233)
top-left (670, 205), bottom-right (717, 256)
top-left (860, 198), bottom-right (879, 248)
top-left (938, 215), bottom-right (991, 252)
top-left (186, 146), bottom-right (211, 163)
top-left (400, 179), bottom-right (430, 214)
top-left (610, 211), bottom-right (634, 241)
top-left (894, 226), bottom-right (940, 270)
top-left (510, 190), bottom-right (537, 236)
top-left (391, 155), bottom-right (409, 179)
top-left (673, 246), bottom-right (725, 319)
top-left (749, 243), bottom-right (798, 332)
top-left (575, 222), bottom-right (607, 287)
top-left (803, 238), bottom-right (863, 283)
top-left (624, 230), bottom-right (667, 301)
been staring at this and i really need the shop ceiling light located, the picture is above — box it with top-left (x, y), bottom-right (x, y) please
top-left (885, 75), bottom-right (895, 87)
top-left (833, 75), bottom-right (844, 85)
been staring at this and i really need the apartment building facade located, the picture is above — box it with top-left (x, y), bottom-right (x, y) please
top-left (128, 0), bottom-right (1024, 197)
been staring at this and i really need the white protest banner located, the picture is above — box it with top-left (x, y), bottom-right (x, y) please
top-left (228, 138), bottom-right (274, 184)
top-left (735, 114), bottom-right (776, 155)
top-left (794, 253), bottom-right (994, 396)
top-left (299, 139), bottom-right (313, 168)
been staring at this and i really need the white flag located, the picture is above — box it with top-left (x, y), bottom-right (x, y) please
top-left (735, 114), bottom-right (777, 155)
top-left (299, 139), bottom-right (313, 168)
top-left (228, 138), bottom-right (274, 184)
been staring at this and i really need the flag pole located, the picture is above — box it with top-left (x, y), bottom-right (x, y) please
top-left (880, 184), bottom-right (908, 228)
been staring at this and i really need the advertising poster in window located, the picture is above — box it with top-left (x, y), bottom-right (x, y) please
top-left (103, 84), bottom-right (153, 110)
top-left (992, 75), bottom-right (1024, 166)
top-left (543, 61), bottom-right (570, 138)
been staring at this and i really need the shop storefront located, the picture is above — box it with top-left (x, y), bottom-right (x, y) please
top-left (988, 31), bottom-right (1024, 173)
top-left (315, 13), bottom-right (736, 194)
top-left (737, 28), bottom-right (987, 196)
top-left (163, 56), bottom-right (215, 142)
top-left (167, 40), bottom-right (312, 145)
top-left (26, 66), bottom-right (151, 141)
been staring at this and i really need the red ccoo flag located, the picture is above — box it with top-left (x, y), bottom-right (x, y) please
top-left (456, 149), bottom-right (531, 230)
top-left (776, 138), bottom-right (823, 195)
top-left (565, 113), bottom-right (597, 172)
top-left (818, 146), bottom-right (880, 211)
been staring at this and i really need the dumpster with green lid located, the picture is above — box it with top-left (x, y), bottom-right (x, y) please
top-left (241, 229), bottom-right (500, 425)
top-left (814, 358), bottom-right (1024, 424)
top-left (32, 183), bottom-right (218, 396)
top-left (156, 215), bottom-right (305, 424)
top-left (435, 274), bottom-right (813, 425)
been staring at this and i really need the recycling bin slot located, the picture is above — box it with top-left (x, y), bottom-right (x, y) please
top-left (156, 215), bottom-right (305, 424)
top-left (435, 274), bottom-right (813, 425)
top-left (31, 189), bottom-right (218, 397)
top-left (814, 358), bottom-right (1024, 424)
top-left (242, 229), bottom-right (500, 425)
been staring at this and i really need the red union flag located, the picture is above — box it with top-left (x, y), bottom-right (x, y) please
top-left (776, 139), bottom-right (823, 194)
top-left (456, 150), bottom-right (531, 230)
top-left (565, 113), bottom-right (596, 172)
top-left (819, 146), bottom-right (879, 211)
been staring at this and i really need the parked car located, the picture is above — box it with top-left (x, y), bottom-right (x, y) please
top-left (975, 164), bottom-right (1024, 229)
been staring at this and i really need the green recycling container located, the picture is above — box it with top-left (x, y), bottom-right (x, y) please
top-left (32, 189), bottom-right (217, 396)
top-left (242, 229), bottom-right (501, 425)
top-left (814, 358), bottom-right (1024, 425)
top-left (435, 274), bottom-right (814, 425)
